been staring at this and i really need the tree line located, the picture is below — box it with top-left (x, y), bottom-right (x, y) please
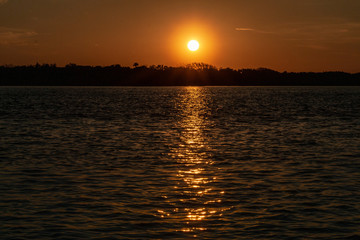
top-left (0, 63), bottom-right (359, 86)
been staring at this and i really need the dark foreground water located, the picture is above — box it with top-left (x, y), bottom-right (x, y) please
top-left (1, 86), bottom-right (360, 239)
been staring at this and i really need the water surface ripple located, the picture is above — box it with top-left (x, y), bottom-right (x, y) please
top-left (1, 86), bottom-right (360, 239)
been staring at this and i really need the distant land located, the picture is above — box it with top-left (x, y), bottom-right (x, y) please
top-left (1, 63), bottom-right (359, 86)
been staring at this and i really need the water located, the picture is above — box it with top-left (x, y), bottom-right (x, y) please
top-left (1, 86), bottom-right (360, 239)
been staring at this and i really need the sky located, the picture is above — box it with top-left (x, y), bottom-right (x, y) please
top-left (0, 0), bottom-right (360, 72)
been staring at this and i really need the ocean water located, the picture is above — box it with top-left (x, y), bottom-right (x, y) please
top-left (1, 86), bottom-right (360, 239)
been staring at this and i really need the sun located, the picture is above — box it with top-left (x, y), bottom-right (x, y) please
top-left (188, 40), bottom-right (200, 51)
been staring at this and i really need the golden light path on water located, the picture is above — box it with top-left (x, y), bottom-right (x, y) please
top-left (157, 87), bottom-right (230, 235)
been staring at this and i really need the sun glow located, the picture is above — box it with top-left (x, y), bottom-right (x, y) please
top-left (188, 40), bottom-right (200, 51)
top-left (169, 20), bottom-right (218, 64)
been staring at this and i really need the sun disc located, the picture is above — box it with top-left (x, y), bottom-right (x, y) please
top-left (188, 40), bottom-right (200, 51)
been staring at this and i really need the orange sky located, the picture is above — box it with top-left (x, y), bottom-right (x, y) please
top-left (0, 0), bottom-right (360, 72)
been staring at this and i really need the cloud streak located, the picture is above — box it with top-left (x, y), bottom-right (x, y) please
top-left (237, 21), bottom-right (360, 36)
top-left (0, 27), bottom-right (37, 46)
top-left (235, 28), bottom-right (256, 32)
top-left (235, 21), bottom-right (360, 52)
top-left (235, 27), bottom-right (274, 34)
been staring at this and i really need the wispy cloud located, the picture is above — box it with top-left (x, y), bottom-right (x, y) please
top-left (235, 27), bottom-right (273, 34)
top-left (281, 21), bottom-right (360, 49)
top-left (0, 27), bottom-right (37, 46)
top-left (235, 28), bottom-right (255, 32)
top-left (237, 21), bottom-right (360, 37)
top-left (270, 20), bottom-right (360, 57)
top-left (236, 21), bottom-right (360, 50)
top-left (284, 21), bottom-right (360, 35)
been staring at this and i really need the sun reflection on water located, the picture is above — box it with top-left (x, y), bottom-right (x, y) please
top-left (157, 87), bottom-right (229, 234)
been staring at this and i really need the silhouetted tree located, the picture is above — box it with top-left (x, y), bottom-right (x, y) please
top-left (186, 62), bottom-right (217, 70)
top-left (0, 63), bottom-right (358, 86)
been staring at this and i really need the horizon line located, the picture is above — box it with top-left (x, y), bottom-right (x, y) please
top-left (1, 63), bottom-right (358, 74)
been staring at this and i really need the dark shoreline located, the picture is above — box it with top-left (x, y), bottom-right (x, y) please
top-left (1, 63), bottom-right (359, 86)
